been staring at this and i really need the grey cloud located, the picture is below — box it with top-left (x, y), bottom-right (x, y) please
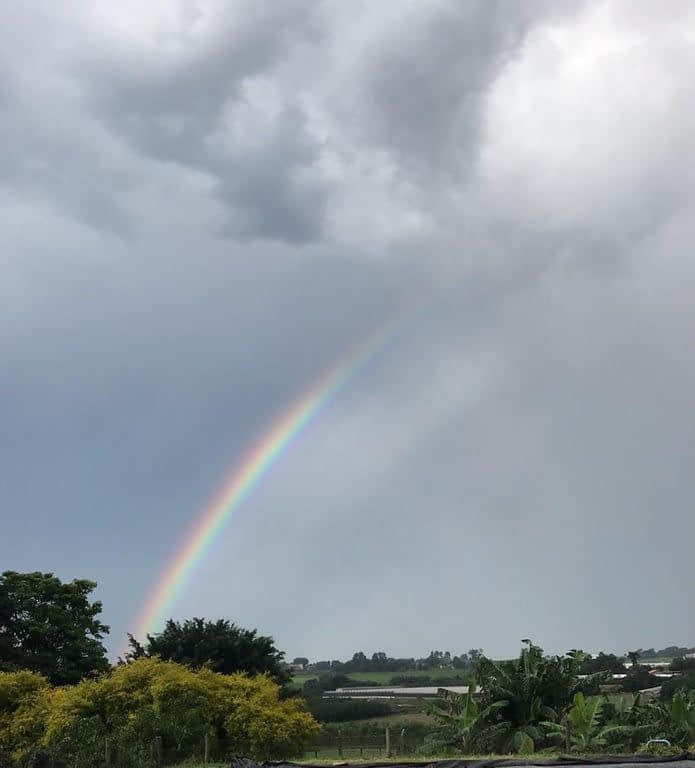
top-left (359, 1), bottom-right (553, 179)
top-left (0, 65), bottom-right (136, 235)
top-left (78, 1), bottom-right (328, 243)
top-left (1, 0), bottom-right (694, 659)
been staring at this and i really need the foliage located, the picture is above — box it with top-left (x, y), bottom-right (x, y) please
top-left (542, 692), bottom-right (636, 752)
top-left (308, 649), bottom-right (479, 674)
top-left (670, 656), bottom-right (695, 673)
top-left (620, 666), bottom-right (659, 693)
top-left (598, 689), bottom-right (695, 750)
top-left (196, 667), bottom-right (320, 760)
top-left (475, 640), bottom-right (607, 753)
top-left (579, 652), bottom-right (626, 675)
top-left (661, 673), bottom-right (695, 700)
top-left (0, 671), bottom-right (52, 764)
top-left (660, 688), bottom-right (695, 746)
top-left (127, 618), bottom-right (289, 685)
top-left (0, 659), bottom-right (318, 767)
top-left (420, 677), bottom-right (507, 754)
top-left (0, 571), bottom-right (109, 685)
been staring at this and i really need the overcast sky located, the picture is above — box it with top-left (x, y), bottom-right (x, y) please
top-left (2, 1), bottom-right (694, 662)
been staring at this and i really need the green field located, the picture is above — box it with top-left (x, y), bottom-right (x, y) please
top-left (293, 668), bottom-right (471, 686)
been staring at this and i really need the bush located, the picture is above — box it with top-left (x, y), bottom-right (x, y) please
top-left (0, 659), bottom-right (319, 767)
top-left (0, 671), bottom-right (52, 764)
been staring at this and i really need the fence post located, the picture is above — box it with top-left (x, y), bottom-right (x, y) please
top-left (385, 726), bottom-right (391, 758)
top-left (399, 729), bottom-right (406, 755)
top-left (105, 738), bottom-right (111, 768)
top-left (156, 736), bottom-right (163, 768)
top-left (565, 718), bottom-right (570, 752)
top-left (337, 728), bottom-right (343, 758)
top-left (204, 733), bottom-right (209, 764)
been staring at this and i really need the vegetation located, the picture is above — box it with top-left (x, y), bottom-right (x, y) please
top-left (125, 618), bottom-right (289, 685)
top-left (423, 641), bottom-right (695, 755)
top-left (0, 659), bottom-right (318, 767)
top-left (2, 570), bottom-right (695, 762)
top-left (420, 677), bottom-right (506, 754)
top-left (0, 571), bottom-right (109, 685)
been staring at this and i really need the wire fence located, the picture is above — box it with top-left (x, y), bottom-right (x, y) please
top-left (9, 730), bottom-right (426, 768)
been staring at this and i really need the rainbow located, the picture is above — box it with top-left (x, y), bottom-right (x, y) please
top-left (131, 304), bottom-right (416, 642)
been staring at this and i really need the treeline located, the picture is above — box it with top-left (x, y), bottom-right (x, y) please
top-left (300, 649), bottom-right (485, 673)
top-left (295, 647), bottom-right (695, 676)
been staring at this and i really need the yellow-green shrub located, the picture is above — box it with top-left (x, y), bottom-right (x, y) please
top-left (0, 670), bottom-right (52, 763)
top-left (0, 659), bottom-right (319, 767)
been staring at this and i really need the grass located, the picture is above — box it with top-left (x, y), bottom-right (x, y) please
top-left (296, 753), bottom-right (568, 765)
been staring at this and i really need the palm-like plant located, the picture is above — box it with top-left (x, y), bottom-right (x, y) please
top-left (475, 640), bottom-right (607, 753)
top-left (667, 689), bottom-right (695, 744)
top-left (423, 677), bottom-right (507, 754)
top-left (543, 692), bottom-right (636, 751)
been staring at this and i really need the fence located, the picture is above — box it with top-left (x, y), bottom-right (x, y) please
top-left (11, 728), bottom-right (426, 768)
top-left (302, 728), bottom-right (426, 760)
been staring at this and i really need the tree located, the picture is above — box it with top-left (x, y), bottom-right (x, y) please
top-left (292, 657), bottom-right (309, 668)
top-left (579, 652), bottom-right (626, 675)
top-left (621, 665), bottom-right (659, 693)
top-left (670, 656), bottom-right (695, 673)
top-left (0, 571), bottom-right (109, 685)
top-left (127, 618), bottom-right (289, 684)
top-left (627, 649), bottom-right (643, 667)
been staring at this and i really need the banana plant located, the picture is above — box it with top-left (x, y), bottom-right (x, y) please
top-left (424, 676), bottom-right (508, 753)
top-left (665, 689), bottom-right (695, 745)
top-left (542, 692), bottom-right (637, 751)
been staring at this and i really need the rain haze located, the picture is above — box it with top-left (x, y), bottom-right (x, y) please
top-left (1, 0), bottom-right (694, 662)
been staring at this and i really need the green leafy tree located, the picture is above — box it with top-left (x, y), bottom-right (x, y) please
top-left (670, 656), bottom-right (695, 673)
top-left (127, 618), bottom-right (289, 684)
top-left (0, 571), bottom-right (109, 684)
top-left (621, 665), bottom-right (659, 692)
top-left (579, 652), bottom-right (626, 675)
